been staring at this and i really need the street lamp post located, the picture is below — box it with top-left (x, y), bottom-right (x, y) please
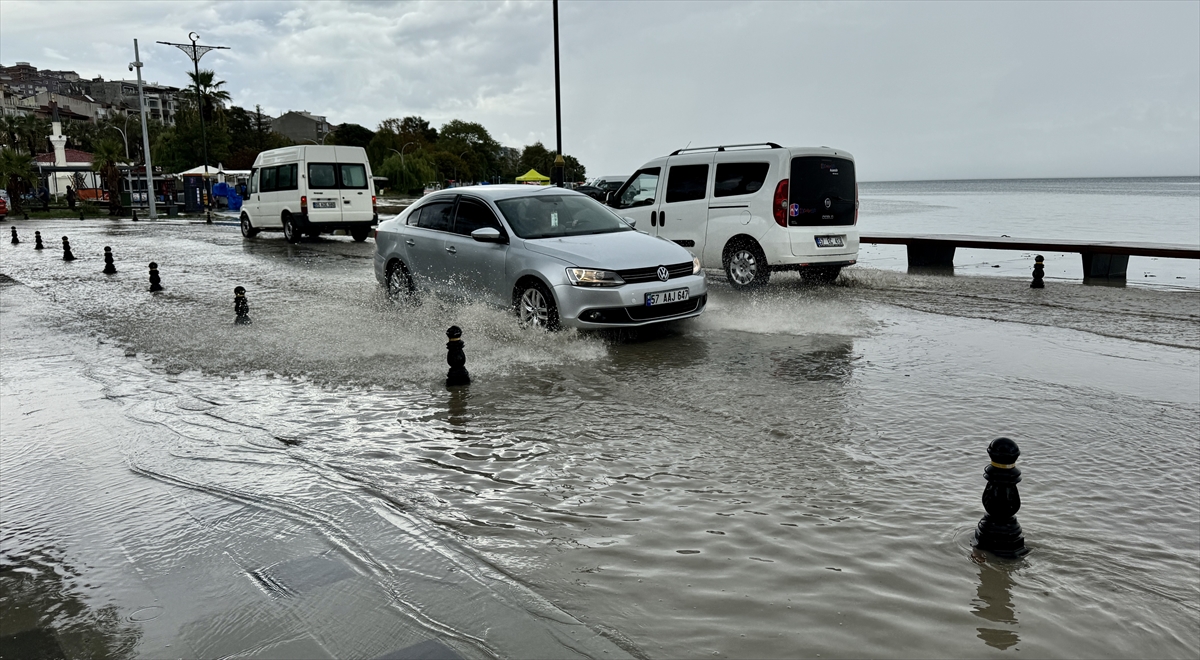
top-left (158, 32), bottom-right (228, 223)
top-left (131, 39), bottom-right (157, 219)
top-left (552, 0), bottom-right (564, 187)
top-left (107, 125), bottom-right (129, 159)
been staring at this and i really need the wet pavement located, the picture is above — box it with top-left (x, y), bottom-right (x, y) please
top-left (2, 216), bottom-right (1198, 659)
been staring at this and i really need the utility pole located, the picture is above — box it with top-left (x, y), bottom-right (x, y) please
top-left (132, 40), bottom-right (157, 219)
top-left (552, 0), bottom-right (565, 187)
top-left (158, 32), bottom-right (228, 223)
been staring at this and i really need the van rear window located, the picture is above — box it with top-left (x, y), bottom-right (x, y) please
top-left (340, 164), bottom-right (368, 189)
top-left (789, 157), bottom-right (855, 227)
top-left (714, 162), bottom-right (769, 198)
top-left (308, 164), bottom-right (337, 189)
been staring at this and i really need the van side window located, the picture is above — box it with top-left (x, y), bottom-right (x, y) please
top-left (452, 198), bottom-right (504, 236)
top-left (415, 200), bottom-right (455, 232)
top-left (616, 168), bottom-right (660, 208)
top-left (277, 164), bottom-right (298, 191)
top-left (714, 162), bottom-right (769, 198)
top-left (308, 163), bottom-right (337, 189)
top-left (261, 167), bottom-right (277, 193)
top-left (339, 164), bottom-right (368, 189)
top-left (249, 169), bottom-right (258, 194)
top-left (665, 164), bottom-right (708, 204)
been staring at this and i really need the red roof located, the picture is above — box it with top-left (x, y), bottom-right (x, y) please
top-left (36, 149), bottom-right (93, 164)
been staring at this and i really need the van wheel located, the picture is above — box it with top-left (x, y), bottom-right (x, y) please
top-left (724, 239), bottom-right (770, 290)
top-left (351, 227), bottom-right (371, 242)
top-left (283, 213), bottom-right (301, 243)
top-left (240, 214), bottom-right (259, 238)
top-left (386, 260), bottom-right (416, 302)
top-left (515, 280), bottom-right (560, 330)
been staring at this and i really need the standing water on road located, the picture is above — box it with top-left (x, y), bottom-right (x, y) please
top-left (2, 210), bottom-right (1197, 658)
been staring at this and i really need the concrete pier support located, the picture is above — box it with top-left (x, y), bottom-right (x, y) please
top-left (907, 241), bottom-right (956, 268)
top-left (1081, 252), bottom-right (1129, 282)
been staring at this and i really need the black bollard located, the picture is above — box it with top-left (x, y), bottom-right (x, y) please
top-left (34, 231), bottom-right (44, 250)
top-left (148, 262), bottom-right (162, 291)
top-left (102, 246), bottom-right (117, 274)
top-left (132, 209), bottom-right (138, 222)
top-left (233, 286), bottom-right (251, 324)
top-left (445, 325), bottom-right (470, 387)
top-left (1030, 255), bottom-right (1045, 289)
top-left (973, 437), bottom-right (1030, 558)
top-left (61, 236), bottom-right (75, 261)
top-left (10, 226), bottom-right (18, 244)
top-left (79, 211), bottom-right (84, 221)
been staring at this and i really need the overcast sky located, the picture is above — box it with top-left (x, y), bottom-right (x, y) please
top-left (2, 1), bottom-right (1197, 181)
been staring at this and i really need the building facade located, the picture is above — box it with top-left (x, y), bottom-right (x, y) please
top-left (270, 111), bottom-right (331, 144)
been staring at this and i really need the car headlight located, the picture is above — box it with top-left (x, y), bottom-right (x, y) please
top-left (566, 268), bottom-right (625, 287)
top-left (692, 256), bottom-right (702, 275)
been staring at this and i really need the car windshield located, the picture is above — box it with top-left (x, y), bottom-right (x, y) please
top-left (495, 194), bottom-right (633, 239)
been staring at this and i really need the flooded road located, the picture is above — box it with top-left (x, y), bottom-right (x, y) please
top-left (3, 218), bottom-right (1198, 658)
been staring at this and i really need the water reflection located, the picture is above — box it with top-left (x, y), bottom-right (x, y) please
top-left (0, 547), bottom-right (141, 658)
top-left (971, 555), bottom-right (1021, 650)
top-left (770, 336), bottom-right (855, 383)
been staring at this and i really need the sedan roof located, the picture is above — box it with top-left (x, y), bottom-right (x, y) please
top-left (425, 185), bottom-right (586, 203)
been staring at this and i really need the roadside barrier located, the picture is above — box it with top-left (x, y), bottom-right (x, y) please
top-left (973, 438), bottom-right (1029, 558)
top-left (103, 247), bottom-right (117, 275)
top-left (148, 262), bottom-right (162, 292)
top-left (234, 286), bottom-right (251, 324)
top-left (445, 326), bottom-right (470, 387)
top-left (10, 227), bottom-right (18, 244)
top-left (61, 237), bottom-right (75, 261)
top-left (1031, 255), bottom-right (1045, 289)
top-left (34, 231), bottom-right (43, 250)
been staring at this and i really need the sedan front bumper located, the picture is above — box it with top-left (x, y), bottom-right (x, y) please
top-left (553, 274), bottom-right (708, 329)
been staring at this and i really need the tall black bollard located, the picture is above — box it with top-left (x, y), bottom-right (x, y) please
top-left (233, 286), bottom-right (251, 324)
top-left (148, 262), bottom-right (162, 292)
top-left (1030, 255), bottom-right (1045, 289)
top-left (79, 211), bottom-right (84, 221)
top-left (102, 246), bottom-right (117, 274)
top-left (34, 231), bottom-right (44, 250)
top-left (131, 209), bottom-right (138, 222)
top-left (445, 326), bottom-right (470, 387)
top-left (10, 227), bottom-right (18, 245)
top-left (973, 437), bottom-right (1029, 558)
top-left (61, 236), bottom-right (75, 261)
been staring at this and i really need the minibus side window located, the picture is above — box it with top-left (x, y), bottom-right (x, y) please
top-left (261, 167), bottom-right (277, 193)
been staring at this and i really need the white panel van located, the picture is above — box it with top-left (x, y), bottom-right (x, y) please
top-left (242, 145), bottom-right (378, 243)
top-left (609, 143), bottom-right (859, 288)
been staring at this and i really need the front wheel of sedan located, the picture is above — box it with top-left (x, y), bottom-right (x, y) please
top-left (386, 260), bottom-right (416, 303)
top-left (516, 281), bottom-right (560, 330)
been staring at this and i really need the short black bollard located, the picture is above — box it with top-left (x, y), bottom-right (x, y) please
top-left (233, 286), bottom-right (251, 324)
top-left (131, 209), bottom-right (138, 222)
top-left (79, 211), bottom-right (84, 221)
top-left (34, 231), bottom-right (44, 250)
top-left (445, 326), bottom-right (470, 387)
top-left (102, 246), bottom-right (117, 274)
top-left (1030, 255), bottom-right (1045, 289)
top-left (10, 226), bottom-right (18, 245)
top-left (973, 437), bottom-right (1029, 558)
top-left (148, 262), bottom-right (162, 292)
top-left (61, 236), bottom-right (75, 261)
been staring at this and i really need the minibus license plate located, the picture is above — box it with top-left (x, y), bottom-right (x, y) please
top-left (645, 288), bottom-right (689, 306)
top-left (312, 200), bottom-right (336, 209)
top-left (815, 235), bottom-right (844, 248)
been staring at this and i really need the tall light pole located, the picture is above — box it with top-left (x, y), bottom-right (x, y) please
top-left (158, 32), bottom-right (228, 223)
top-left (107, 125), bottom-right (129, 159)
top-left (552, 0), bottom-right (564, 187)
top-left (131, 39), bottom-right (157, 219)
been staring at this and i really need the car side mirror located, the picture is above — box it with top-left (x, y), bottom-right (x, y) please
top-left (622, 217), bottom-right (637, 229)
top-left (471, 227), bottom-right (506, 243)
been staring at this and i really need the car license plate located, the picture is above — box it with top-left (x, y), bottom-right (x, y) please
top-left (815, 235), bottom-right (844, 248)
top-left (312, 200), bottom-right (336, 209)
top-left (645, 288), bottom-right (689, 306)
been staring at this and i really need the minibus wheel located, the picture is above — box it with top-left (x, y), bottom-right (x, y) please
top-left (282, 213), bottom-right (301, 244)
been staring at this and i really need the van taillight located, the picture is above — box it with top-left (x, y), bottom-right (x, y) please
top-left (301, 195), bottom-right (308, 211)
top-left (772, 180), bottom-right (789, 228)
top-left (372, 195), bottom-right (377, 212)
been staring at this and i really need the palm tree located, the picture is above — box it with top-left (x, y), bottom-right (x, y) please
top-left (187, 69), bottom-right (232, 122)
top-left (0, 147), bottom-right (35, 213)
top-left (91, 139), bottom-right (125, 216)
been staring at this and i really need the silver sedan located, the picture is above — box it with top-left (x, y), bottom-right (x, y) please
top-left (374, 185), bottom-right (707, 329)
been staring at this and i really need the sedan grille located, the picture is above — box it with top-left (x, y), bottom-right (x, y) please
top-left (615, 261), bottom-right (693, 283)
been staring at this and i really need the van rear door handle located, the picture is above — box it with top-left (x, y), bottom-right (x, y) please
top-left (651, 211), bottom-right (657, 227)
top-left (405, 239), bottom-right (415, 246)
top-left (445, 246), bottom-right (457, 254)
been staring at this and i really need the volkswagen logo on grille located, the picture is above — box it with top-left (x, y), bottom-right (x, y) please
top-left (824, 197), bottom-right (832, 209)
top-left (657, 266), bottom-right (670, 282)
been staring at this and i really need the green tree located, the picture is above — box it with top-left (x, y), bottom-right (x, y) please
top-left (377, 152), bottom-right (437, 195)
top-left (0, 146), bottom-right (35, 212)
top-left (91, 139), bottom-right (125, 215)
top-left (516, 142), bottom-right (585, 184)
top-left (328, 123), bottom-right (374, 149)
top-left (186, 69), bottom-right (232, 123)
top-left (437, 119), bottom-right (500, 183)
top-left (367, 116), bottom-right (437, 171)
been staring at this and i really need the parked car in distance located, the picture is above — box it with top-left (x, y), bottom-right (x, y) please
top-left (610, 143), bottom-right (859, 289)
top-left (0, 189), bottom-right (9, 219)
top-left (375, 185), bottom-right (707, 329)
top-left (241, 145), bottom-right (378, 243)
top-left (577, 174), bottom-right (629, 202)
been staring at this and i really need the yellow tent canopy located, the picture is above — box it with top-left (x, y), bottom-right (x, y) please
top-left (515, 169), bottom-right (550, 184)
